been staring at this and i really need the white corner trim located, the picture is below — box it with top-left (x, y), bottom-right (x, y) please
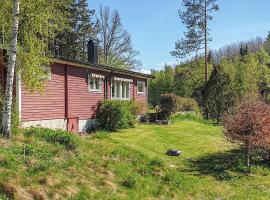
top-left (16, 73), bottom-right (21, 121)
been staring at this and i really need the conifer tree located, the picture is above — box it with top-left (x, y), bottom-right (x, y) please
top-left (201, 65), bottom-right (235, 123)
top-left (58, 0), bottom-right (96, 61)
top-left (171, 0), bottom-right (219, 82)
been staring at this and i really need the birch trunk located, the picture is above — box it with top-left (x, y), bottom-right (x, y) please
top-left (2, 0), bottom-right (20, 139)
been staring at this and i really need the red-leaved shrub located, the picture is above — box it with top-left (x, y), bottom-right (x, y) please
top-left (222, 100), bottom-right (270, 168)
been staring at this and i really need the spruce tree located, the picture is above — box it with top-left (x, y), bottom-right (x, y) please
top-left (201, 65), bottom-right (235, 123)
top-left (58, 0), bottom-right (95, 61)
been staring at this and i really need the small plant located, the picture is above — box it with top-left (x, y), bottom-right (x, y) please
top-left (121, 174), bottom-right (139, 189)
top-left (223, 100), bottom-right (270, 170)
top-left (149, 157), bottom-right (164, 167)
top-left (24, 128), bottom-right (78, 150)
top-left (97, 100), bottom-right (136, 131)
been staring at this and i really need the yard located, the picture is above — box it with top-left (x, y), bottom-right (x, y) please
top-left (1, 120), bottom-right (270, 199)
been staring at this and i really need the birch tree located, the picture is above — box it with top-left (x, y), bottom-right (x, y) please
top-left (0, 0), bottom-right (69, 138)
top-left (2, 0), bottom-right (20, 138)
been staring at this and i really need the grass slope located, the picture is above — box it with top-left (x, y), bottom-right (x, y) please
top-left (0, 121), bottom-right (270, 199)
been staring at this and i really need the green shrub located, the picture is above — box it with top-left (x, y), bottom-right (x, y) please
top-left (97, 100), bottom-right (137, 131)
top-left (24, 127), bottom-right (78, 150)
top-left (158, 94), bottom-right (200, 119)
top-left (176, 97), bottom-right (200, 114)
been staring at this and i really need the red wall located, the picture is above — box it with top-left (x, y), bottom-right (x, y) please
top-left (21, 61), bottom-right (148, 122)
top-left (134, 77), bottom-right (147, 103)
top-left (67, 66), bottom-right (106, 119)
top-left (134, 78), bottom-right (148, 113)
top-left (21, 64), bottom-right (66, 121)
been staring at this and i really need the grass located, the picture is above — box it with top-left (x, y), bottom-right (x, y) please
top-left (0, 120), bottom-right (270, 199)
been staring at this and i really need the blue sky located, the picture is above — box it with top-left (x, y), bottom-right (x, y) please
top-left (88, 0), bottom-right (270, 71)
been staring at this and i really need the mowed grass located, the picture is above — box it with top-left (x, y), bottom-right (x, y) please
top-left (0, 121), bottom-right (270, 199)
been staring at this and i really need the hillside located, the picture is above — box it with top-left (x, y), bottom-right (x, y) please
top-left (0, 121), bottom-right (270, 199)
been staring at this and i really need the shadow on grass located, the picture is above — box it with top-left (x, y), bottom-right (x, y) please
top-left (187, 148), bottom-right (248, 181)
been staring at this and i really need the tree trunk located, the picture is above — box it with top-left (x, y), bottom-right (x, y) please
top-left (204, 0), bottom-right (208, 82)
top-left (2, 0), bottom-right (20, 139)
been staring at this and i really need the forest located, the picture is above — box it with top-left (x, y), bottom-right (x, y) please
top-left (149, 35), bottom-right (270, 123)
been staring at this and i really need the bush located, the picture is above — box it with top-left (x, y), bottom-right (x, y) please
top-left (176, 97), bottom-right (200, 114)
top-left (158, 94), bottom-right (178, 118)
top-left (97, 100), bottom-right (136, 131)
top-left (24, 127), bottom-right (78, 150)
top-left (131, 101), bottom-right (147, 115)
top-left (223, 100), bottom-right (270, 169)
top-left (158, 94), bottom-right (200, 119)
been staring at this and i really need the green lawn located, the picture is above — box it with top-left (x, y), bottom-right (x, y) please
top-left (0, 121), bottom-right (270, 199)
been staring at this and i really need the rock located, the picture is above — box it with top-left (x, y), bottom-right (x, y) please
top-left (166, 149), bottom-right (181, 156)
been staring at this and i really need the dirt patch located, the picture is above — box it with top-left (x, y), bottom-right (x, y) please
top-left (0, 182), bottom-right (33, 200)
top-left (28, 189), bottom-right (48, 200)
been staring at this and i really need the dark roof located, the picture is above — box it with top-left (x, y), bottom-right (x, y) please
top-left (55, 56), bottom-right (153, 79)
top-left (0, 48), bottom-right (153, 79)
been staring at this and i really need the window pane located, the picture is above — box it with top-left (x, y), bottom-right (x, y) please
top-left (126, 83), bottom-right (129, 99)
top-left (90, 78), bottom-right (94, 90)
top-left (122, 82), bottom-right (125, 99)
top-left (116, 81), bottom-right (120, 98)
top-left (138, 83), bottom-right (144, 93)
top-left (112, 80), bottom-right (115, 98)
top-left (95, 78), bottom-right (100, 90)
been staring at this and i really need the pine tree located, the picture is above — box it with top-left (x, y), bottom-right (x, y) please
top-left (171, 0), bottom-right (219, 82)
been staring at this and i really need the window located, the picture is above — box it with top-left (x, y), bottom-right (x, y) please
top-left (137, 81), bottom-right (145, 95)
top-left (88, 73), bottom-right (104, 93)
top-left (111, 78), bottom-right (132, 100)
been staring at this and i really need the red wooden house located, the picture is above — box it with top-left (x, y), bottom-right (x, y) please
top-left (0, 41), bottom-right (152, 133)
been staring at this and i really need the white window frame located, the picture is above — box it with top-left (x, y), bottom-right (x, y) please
top-left (88, 73), bottom-right (104, 93)
top-left (111, 77), bottom-right (132, 100)
top-left (137, 81), bottom-right (146, 95)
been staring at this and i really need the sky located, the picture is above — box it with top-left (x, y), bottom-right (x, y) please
top-left (88, 0), bottom-right (270, 71)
